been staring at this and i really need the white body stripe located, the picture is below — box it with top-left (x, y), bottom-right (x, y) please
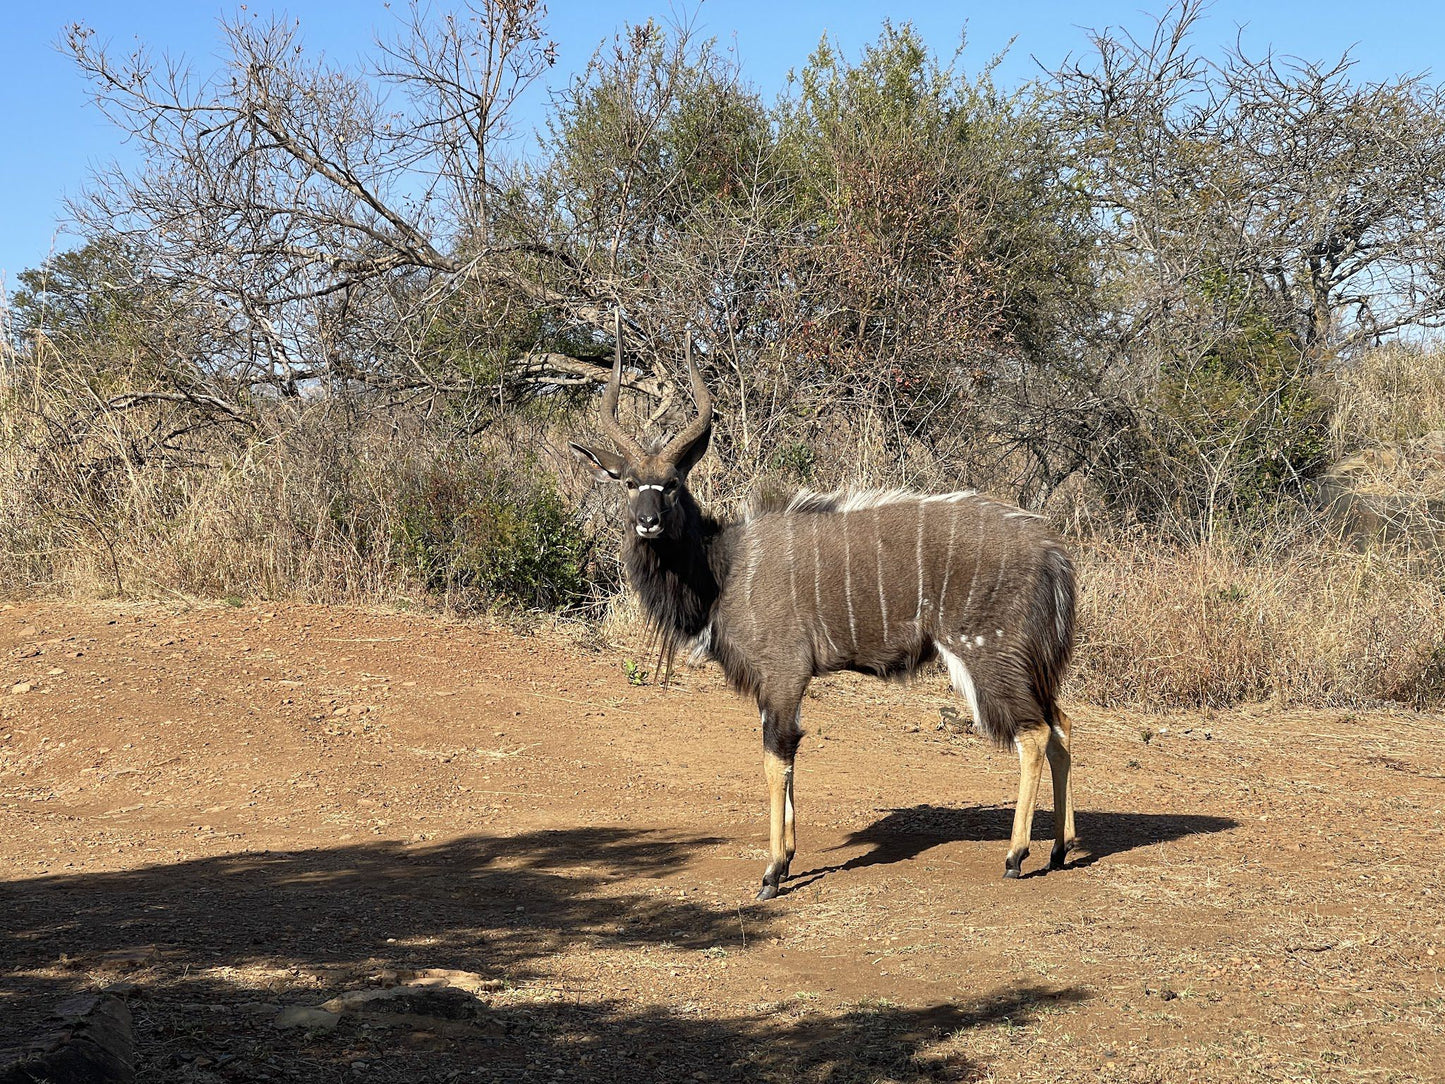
top-left (786, 518), bottom-right (799, 623)
top-left (810, 517), bottom-right (838, 657)
top-left (739, 531), bottom-right (758, 629)
top-left (914, 502), bottom-right (926, 624)
top-left (961, 503), bottom-right (984, 626)
top-left (938, 508), bottom-right (960, 619)
top-left (874, 507), bottom-right (889, 641)
top-left (985, 547), bottom-right (1010, 615)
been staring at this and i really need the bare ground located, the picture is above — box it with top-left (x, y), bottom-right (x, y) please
top-left (1, 600), bottom-right (1442, 1083)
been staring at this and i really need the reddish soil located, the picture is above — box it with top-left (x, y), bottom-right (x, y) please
top-left (2, 600), bottom-right (1442, 1083)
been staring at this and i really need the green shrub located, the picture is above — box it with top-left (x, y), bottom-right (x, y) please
top-left (769, 440), bottom-right (817, 482)
top-left (395, 453), bottom-right (593, 612)
top-left (1132, 269), bottom-right (1331, 533)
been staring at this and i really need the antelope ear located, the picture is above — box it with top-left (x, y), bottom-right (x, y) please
top-left (670, 425), bottom-right (712, 477)
top-left (570, 442), bottom-right (628, 482)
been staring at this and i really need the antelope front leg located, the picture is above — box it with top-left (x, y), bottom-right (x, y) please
top-left (759, 751), bottom-right (794, 900)
top-left (784, 765), bottom-right (797, 865)
top-left (758, 701), bottom-right (803, 901)
top-left (1004, 725), bottom-right (1049, 879)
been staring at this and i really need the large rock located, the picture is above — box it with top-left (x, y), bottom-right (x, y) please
top-left (0, 995), bottom-right (134, 1084)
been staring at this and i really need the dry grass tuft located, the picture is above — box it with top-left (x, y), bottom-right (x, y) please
top-left (1329, 342), bottom-right (1445, 453)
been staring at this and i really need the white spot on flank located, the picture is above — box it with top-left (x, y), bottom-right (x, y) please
top-left (995, 629), bottom-right (1004, 637)
top-left (974, 635), bottom-right (986, 647)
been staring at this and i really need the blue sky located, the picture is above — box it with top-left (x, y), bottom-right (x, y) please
top-left (4, 0), bottom-right (1444, 286)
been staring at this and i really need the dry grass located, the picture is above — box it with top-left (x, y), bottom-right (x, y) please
top-left (1074, 532), bottom-right (1445, 710)
top-left (0, 367), bottom-right (597, 609)
top-left (0, 388), bottom-right (402, 601)
top-left (1329, 341), bottom-right (1445, 453)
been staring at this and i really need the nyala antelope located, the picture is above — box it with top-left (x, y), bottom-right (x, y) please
top-left (570, 325), bottom-right (1078, 900)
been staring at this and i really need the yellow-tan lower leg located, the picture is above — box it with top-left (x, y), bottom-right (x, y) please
top-left (1005, 726), bottom-right (1048, 878)
top-left (758, 751), bottom-right (794, 900)
top-left (1046, 710), bottom-right (1077, 868)
top-left (783, 769), bottom-right (797, 865)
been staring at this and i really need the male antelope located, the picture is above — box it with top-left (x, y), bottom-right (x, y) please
top-left (570, 327), bottom-right (1078, 900)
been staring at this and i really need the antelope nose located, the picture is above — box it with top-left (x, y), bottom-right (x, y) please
top-left (637, 513), bottom-right (660, 529)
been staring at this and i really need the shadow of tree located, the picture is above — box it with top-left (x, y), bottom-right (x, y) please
top-left (789, 804), bottom-right (1240, 890)
top-left (1, 827), bottom-right (1087, 1082)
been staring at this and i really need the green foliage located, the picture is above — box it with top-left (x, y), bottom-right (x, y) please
top-left (769, 440), bottom-right (817, 482)
top-left (776, 23), bottom-right (1092, 360)
top-left (11, 238), bottom-right (145, 348)
top-left (8, 239), bottom-right (215, 416)
top-left (394, 453), bottom-right (593, 611)
top-left (1150, 269), bottom-right (1331, 523)
top-left (777, 25), bottom-right (991, 324)
top-left (545, 20), bottom-right (773, 248)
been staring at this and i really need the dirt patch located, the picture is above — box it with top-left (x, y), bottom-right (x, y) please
top-left (2, 601), bottom-right (1442, 1082)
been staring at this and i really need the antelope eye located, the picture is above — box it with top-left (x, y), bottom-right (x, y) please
top-left (624, 479), bottom-right (637, 490)
top-left (664, 480), bottom-right (678, 493)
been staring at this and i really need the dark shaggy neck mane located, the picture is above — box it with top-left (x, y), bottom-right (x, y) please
top-left (624, 496), bottom-right (732, 673)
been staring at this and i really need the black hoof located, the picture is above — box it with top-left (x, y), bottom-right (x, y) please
top-left (756, 882), bottom-right (780, 901)
top-left (1004, 848), bottom-right (1027, 879)
top-left (1049, 839), bottom-right (1077, 871)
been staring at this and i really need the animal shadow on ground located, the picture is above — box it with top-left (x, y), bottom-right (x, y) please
top-left (1, 827), bottom-right (1087, 1083)
top-left (787, 805), bottom-right (1240, 892)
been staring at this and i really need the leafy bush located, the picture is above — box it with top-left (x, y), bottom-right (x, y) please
top-left (395, 453), bottom-right (594, 612)
top-left (1119, 270), bottom-right (1331, 535)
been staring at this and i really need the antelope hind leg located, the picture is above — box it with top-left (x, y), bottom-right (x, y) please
top-left (1046, 709), bottom-right (1078, 869)
top-left (1004, 725), bottom-right (1049, 879)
